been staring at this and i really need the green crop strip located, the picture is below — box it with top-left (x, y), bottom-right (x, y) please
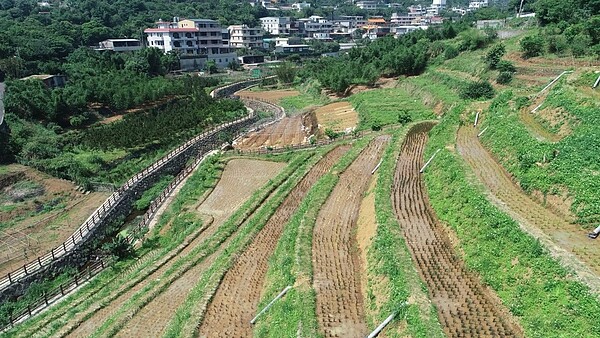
top-left (253, 137), bottom-right (372, 338)
top-left (366, 125), bottom-right (445, 338)
top-left (424, 108), bottom-right (600, 337)
top-left (89, 152), bottom-right (312, 337)
top-left (161, 147), bottom-right (329, 338)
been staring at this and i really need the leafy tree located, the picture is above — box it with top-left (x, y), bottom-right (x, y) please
top-left (205, 60), bottom-right (218, 74)
top-left (444, 45), bottom-right (459, 60)
top-left (274, 62), bottom-right (297, 84)
top-left (520, 35), bottom-right (545, 58)
top-left (485, 43), bottom-right (506, 69)
top-left (496, 71), bottom-right (513, 84)
top-left (460, 80), bottom-right (495, 100)
top-left (571, 34), bottom-right (592, 57)
top-left (496, 60), bottom-right (516, 73)
top-left (398, 110), bottom-right (412, 125)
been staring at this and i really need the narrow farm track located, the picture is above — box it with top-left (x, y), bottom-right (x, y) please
top-left (199, 145), bottom-right (350, 337)
top-left (60, 160), bottom-right (285, 337)
top-left (393, 123), bottom-right (521, 338)
top-left (457, 126), bottom-right (600, 294)
top-left (313, 135), bottom-right (390, 338)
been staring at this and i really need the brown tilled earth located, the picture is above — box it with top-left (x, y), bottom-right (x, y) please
top-left (312, 135), bottom-right (390, 338)
top-left (237, 89), bottom-right (300, 103)
top-left (199, 146), bottom-right (350, 337)
top-left (314, 101), bottom-right (358, 132)
top-left (65, 159), bottom-right (285, 337)
top-left (0, 165), bottom-right (109, 278)
top-left (392, 123), bottom-right (522, 338)
top-left (235, 115), bottom-right (308, 150)
top-left (457, 125), bottom-right (600, 295)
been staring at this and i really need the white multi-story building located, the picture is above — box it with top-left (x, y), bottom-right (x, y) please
top-left (298, 16), bottom-right (333, 39)
top-left (228, 25), bottom-right (264, 49)
top-left (469, 0), bottom-right (489, 10)
top-left (291, 2), bottom-right (311, 11)
top-left (356, 1), bottom-right (377, 10)
top-left (335, 16), bottom-right (367, 31)
top-left (260, 17), bottom-right (291, 35)
top-left (96, 39), bottom-right (142, 52)
top-left (145, 18), bottom-right (237, 69)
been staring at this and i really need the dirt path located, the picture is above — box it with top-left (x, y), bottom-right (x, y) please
top-left (64, 159), bottom-right (284, 337)
top-left (199, 146), bottom-right (350, 337)
top-left (235, 115), bottom-right (307, 150)
top-left (312, 136), bottom-right (390, 338)
top-left (393, 123), bottom-right (521, 337)
top-left (237, 89), bottom-right (300, 103)
top-left (457, 126), bottom-right (600, 295)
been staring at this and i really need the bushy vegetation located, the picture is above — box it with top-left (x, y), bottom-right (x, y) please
top-left (459, 80), bottom-right (495, 100)
top-left (424, 108), bottom-right (600, 337)
top-left (481, 86), bottom-right (600, 224)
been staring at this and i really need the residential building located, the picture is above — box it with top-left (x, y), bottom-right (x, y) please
top-left (291, 2), bottom-right (311, 11)
top-left (391, 13), bottom-right (413, 26)
top-left (228, 25), bottom-right (264, 49)
top-left (96, 39), bottom-right (142, 52)
top-left (298, 16), bottom-right (333, 39)
top-left (238, 55), bottom-right (265, 65)
top-left (469, 0), bottom-right (489, 10)
top-left (260, 17), bottom-right (292, 35)
top-left (392, 25), bottom-right (428, 37)
top-left (334, 16), bottom-right (366, 33)
top-left (145, 18), bottom-right (237, 69)
top-left (274, 44), bottom-right (311, 55)
top-left (356, 1), bottom-right (377, 10)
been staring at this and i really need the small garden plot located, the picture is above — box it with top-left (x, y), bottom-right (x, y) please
top-left (314, 101), bottom-right (358, 132)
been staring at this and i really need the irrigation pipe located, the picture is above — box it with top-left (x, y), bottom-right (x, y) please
top-left (250, 285), bottom-right (292, 324)
top-left (473, 112), bottom-right (479, 127)
top-left (593, 74), bottom-right (600, 89)
top-left (420, 149), bottom-right (441, 173)
top-left (531, 103), bottom-right (543, 114)
top-left (538, 71), bottom-right (572, 95)
top-left (366, 302), bottom-right (408, 338)
top-left (477, 127), bottom-right (489, 138)
top-left (371, 160), bottom-right (383, 175)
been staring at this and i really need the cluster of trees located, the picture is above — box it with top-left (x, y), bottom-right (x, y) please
top-left (517, 0), bottom-right (600, 58)
top-left (299, 22), bottom-right (483, 94)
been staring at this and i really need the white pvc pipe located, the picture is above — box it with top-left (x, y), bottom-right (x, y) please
top-left (593, 74), bottom-right (600, 89)
top-left (477, 126), bottom-right (489, 138)
top-left (531, 103), bottom-right (543, 114)
top-left (366, 312), bottom-right (397, 338)
top-left (539, 71), bottom-right (572, 95)
top-left (250, 286), bottom-right (292, 324)
top-left (419, 149), bottom-right (441, 173)
top-left (474, 112), bottom-right (479, 127)
top-left (371, 160), bottom-right (383, 175)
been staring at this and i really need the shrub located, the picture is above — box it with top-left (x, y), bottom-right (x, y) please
top-left (398, 110), bottom-right (412, 125)
top-left (547, 34), bottom-right (568, 54)
top-left (571, 34), bottom-right (592, 57)
top-left (496, 71), bottom-right (513, 84)
top-left (444, 45), bottom-right (459, 59)
top-left (520, 35), bottom-right (545, 58)
top-left (371, 120), bottom-right (382, 131)
top-left (485, 43), bottom-right (506, 69)
top-left (460, 80), bottom-right (495, 100)
top-left (496, 60), bottom-right (516, 73)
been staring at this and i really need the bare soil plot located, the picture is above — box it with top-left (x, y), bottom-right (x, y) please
top-left (237, 89), bottom-right (300, 103)
top-left (199, 146), bottom-right (350, 337)
top-left (235, 115), bottom-right (309, 150)
top-left (314, 101), bottom-right (358, 132)
top-left (113, 159), bottom-right (285, 337)
top-left (65, 159), bottom-right (284, 337)
top-left (457, 126), bottom-right (600, 295)
top-left (393, 123), bottom-right (521, 338)
top-left (312, 135), bottom-right (390, 338)
top-left (0, 165), bottom-right (108, 277)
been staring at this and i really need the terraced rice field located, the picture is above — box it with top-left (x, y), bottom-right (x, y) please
top-left (235, 115), bottom-right (309, 150)
top-left (392, 123), bottom-right (521, 337)
top-left (199, 145), bottom-right (350, 337)
top-left (457, 125), bottom-right (600, 294)
top-left (312, 135), bottom-right (390, 338)
top-left (314, 101), bottom-right (358, 132)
